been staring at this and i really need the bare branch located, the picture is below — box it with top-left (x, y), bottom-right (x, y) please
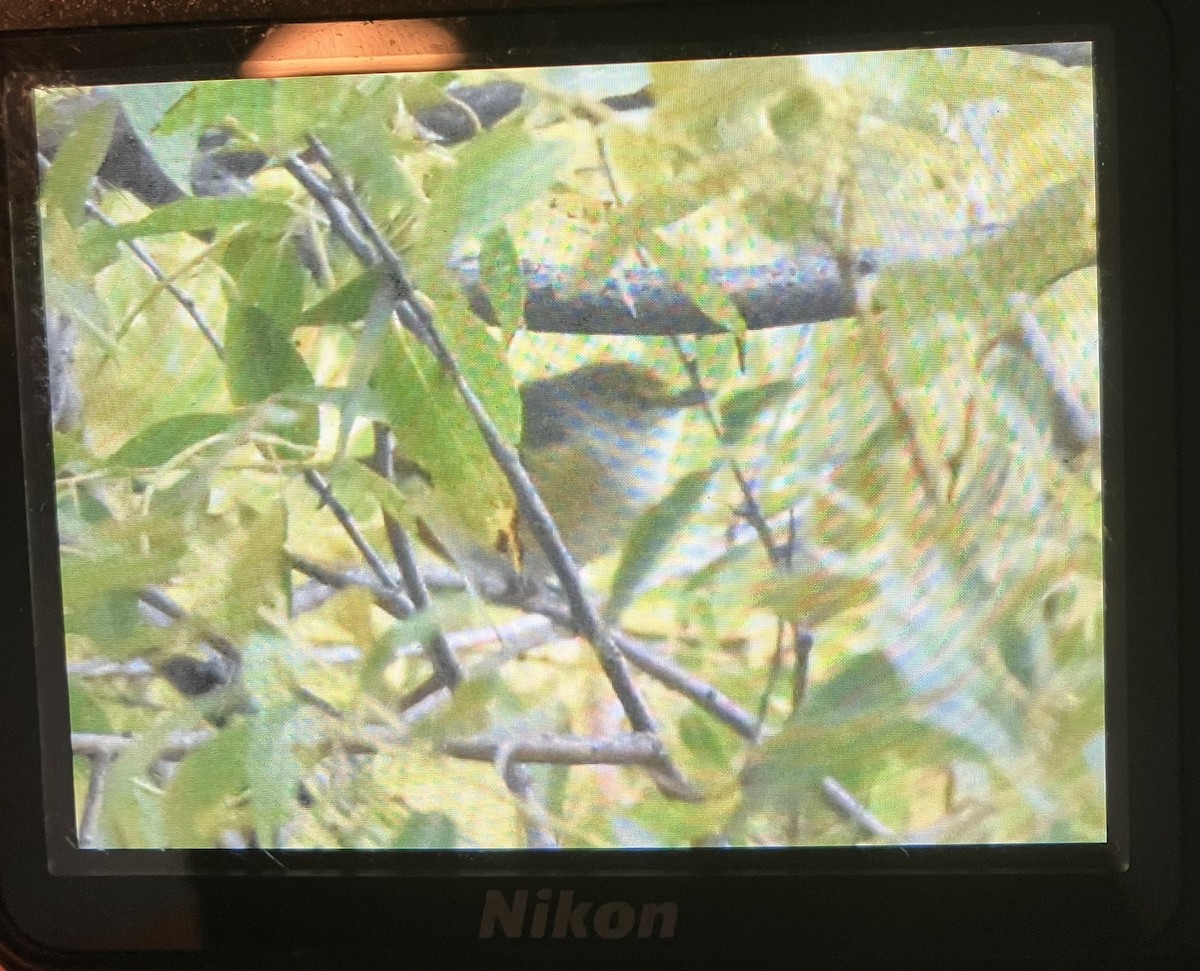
top-left (138, 587), bottom-right (241, 662)
top-left (371, 425), bottom-right (464, 690)
top-left (611, 630), bottom-right (759, 741)
top-left (1005, 293), bottom-right (1100, 461)
top-left (72, 730), bottom-right (214, 760)
top-left (445, 731), bottom-right (662, 766)
top-left (303, 469), bottom-right (398, 591)
top-left (288, 553), bottom-right (415, 620)
top-left (68, 658), bottom-right (155, 679)
top-left (282, 155), bottom-right (375, 266)
top-left (500, 760), bottom-right (559, 849)
top-left (820, 776), bottom-right (896, 840)
top-left (288, 144), bottom-right (681, 791)
top-left (78, 751), bottom-right (115, 849)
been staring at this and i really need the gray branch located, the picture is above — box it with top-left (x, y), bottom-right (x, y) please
top-left (820, 776), bottom-right (896, 840)
top-left (72, 729), bottom-right (215, 760)
top-left (444, 731), bottom-right (663, 766)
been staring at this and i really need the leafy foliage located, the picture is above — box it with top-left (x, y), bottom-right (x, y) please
top-left (43, 45), bottom-right (1103, 851)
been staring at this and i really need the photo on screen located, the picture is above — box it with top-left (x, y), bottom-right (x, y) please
top-left (34, 43), bottom-right (1103, 852)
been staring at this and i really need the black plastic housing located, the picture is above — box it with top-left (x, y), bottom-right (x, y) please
top-left (0, 1), bottom-right (1192, 968)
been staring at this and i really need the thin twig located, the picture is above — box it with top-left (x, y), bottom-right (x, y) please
top-left (138, 588), bottom-right (240, 662)
top-left (291, 143), bottom-right (673, 768)
top-left (282, 155), bottom-right (375, 266)
top-left (303, 469), bottom-right (398, 591)
top-left (444, 731), bottom-right (662, 765)
top-left (72, 730), bottom-right (214, 759)
top-left (77, 750), bottom-right (115, 849)
top-left (68, 658), bottom-right (155, 678)
top-left (371, 424), bottom-right (464, 689)
top-left (287, 553), bottom-right (415, 620)
top-left (755, 620), bottom-right (787, 737)
top-left (791, 627), bottom-right (815, 713)
top-left (38, 151), bottom-right (225, 357)
top-left (500, 760), bottom-right (559, 849)
top-left (1005, 293), bottom-right (1100, 461)
top-left (611, 631), bottom-right (759, 741)
top-left (820, 776), bottom-right (896, 840)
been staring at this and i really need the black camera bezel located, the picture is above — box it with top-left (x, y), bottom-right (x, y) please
top-left (0, 0), bottom-right (1182, 967)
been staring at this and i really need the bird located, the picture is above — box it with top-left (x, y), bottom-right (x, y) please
top-left (159, 653), bottom-right (256, 728)
top-left (406, 361), bottom-right (706, 595)
top-left (514, 361), bottom-right (705, 582)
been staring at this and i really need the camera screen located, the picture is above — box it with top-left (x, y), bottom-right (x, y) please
top-left (34, 40), bottom-right (1103, 853)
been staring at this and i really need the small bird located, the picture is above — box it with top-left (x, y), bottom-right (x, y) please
top-left (514, 361), bottom-right (706, 582)
top-left (400, 361), bottom-right (705, 594)
top-left (159, 653), bottom-right (256, 728)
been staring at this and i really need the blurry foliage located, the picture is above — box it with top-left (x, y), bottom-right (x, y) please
top-left (44, 45), bottom-right (1103, 850)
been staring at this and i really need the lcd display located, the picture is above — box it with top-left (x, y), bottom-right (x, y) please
top-left (32, 42), bottom-right (1103, 853)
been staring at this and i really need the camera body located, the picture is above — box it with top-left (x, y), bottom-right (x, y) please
top-left (0, 0), bottom-right (1196, 968)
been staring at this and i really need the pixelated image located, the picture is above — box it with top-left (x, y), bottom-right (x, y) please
top-left (37, 44), bottom-right (1103, 851)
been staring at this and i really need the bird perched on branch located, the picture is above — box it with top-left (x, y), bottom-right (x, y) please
top-left (417, 361), bottom-right (706, 593)
top-left (160, 653), bottom-right (256, 728)
top-left (515, 362), bottom-right (705, 580)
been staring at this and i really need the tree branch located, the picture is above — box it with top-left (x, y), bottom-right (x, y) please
top-left (289, 143), bottom-right (694, 799)
top-left (444, 731), bottom-right (662, 766)
top-left (72, 730), bottom-right (214, 760)
top-left (77, 750), bottom-right (115, 849)
top-left (820, 776), bottom-right (896, 840)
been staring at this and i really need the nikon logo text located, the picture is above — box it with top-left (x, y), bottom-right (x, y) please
top-left (479, 889), bottom-right (678, 939)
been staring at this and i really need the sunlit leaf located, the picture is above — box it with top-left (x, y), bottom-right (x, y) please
top-left (608, 463), bottom-right (717, 621)
top-left (165, 721), bottom-right (250, 847)
top-left (425, 126), bottom-right (573, 253)
top-left (225, 302), bottom-right (315, 406)
top-left (756, 564), bottom-right (878, 628)
top-left (107, 412), bottom-right (242, 469)
top-left (247, 703), bottom-right (302, 843)
top-left (42, 95), bottom-right (118, 227)
top-left (101, 197), bottom-right (295, 240)
top-left (478, 226), bottom-right (526, 339)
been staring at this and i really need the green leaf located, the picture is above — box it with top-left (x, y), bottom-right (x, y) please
top-left (117, 83), bottom-right (197, 186)
top-left (222, 230), bottom-right (310, 330)
top-left (107, 412), bottom-right (242, 469)
top-left (101, 197), bottom-right (295, 240)
top-left (336, 280), bottom-right (397, 461)
top-left (64, 590), bottom-right (158, 658)
top-left (99, 714), bottom-right (195, 848)
top-left (247, 703), bottom-right (302, 844)
top-left (60, 550), bottom-right (180, 614)
top-left (42, 95), bottom-right (118, 227)
top-left (360, 610), bottom-right (442, 696)
top-left (678, 709), bottom-right (737, 772)
top-left (69, 682), bottom-right (113, 734)
top-left (996, 618), bottom-right (1049, 691)
top-left (165, 721), bottom-right (251, 847)
top-left (769, 87), bottom-right (823, 142)
top-left (217, 502), bottom-right (289, 637)
top-left (641, 233), bottom-right (748, 353)
top-left (224, 302), bottom-right (315, 406)
top-left (371, 301), bottom-right (519, 551)
top-left (608, 463), bottom-right (717, 621)
top-left (394, 811), bottom-right (457, 848)
top-left (427, 127), bottom-right (573, 252)
top-left (741, 652), bottom-right (978, 812)
top-left (756, 564), bottom-right (878, 629)
top-left (478, 226), bottom-right (526, 339)
top-left (720, 380), bottom-right (793, 446)
top-left (300, 268), bottom-right (386, 329)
